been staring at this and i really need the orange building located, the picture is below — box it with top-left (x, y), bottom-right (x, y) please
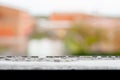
top-left (50, 12), bottom-right (120, 52)
top-left (0, 6), bottom-right (35, 55)
top-left (50, 13), bottom-right (94, 21)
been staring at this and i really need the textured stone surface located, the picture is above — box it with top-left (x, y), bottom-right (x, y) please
top-left (0, 56), bottom-right (120, 70)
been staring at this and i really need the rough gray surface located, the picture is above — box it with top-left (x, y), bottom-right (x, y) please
top-left (0, 56), bottom-right (120, 70)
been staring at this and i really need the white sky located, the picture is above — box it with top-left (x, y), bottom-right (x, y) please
top-left (0, 0), bottom-right (120, 16)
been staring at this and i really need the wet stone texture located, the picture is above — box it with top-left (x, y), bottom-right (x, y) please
top-left (0, 56), bottom-right (120, 70)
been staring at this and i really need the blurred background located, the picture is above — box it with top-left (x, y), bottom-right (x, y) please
top-left (0, 0), bottom-right (120, 56)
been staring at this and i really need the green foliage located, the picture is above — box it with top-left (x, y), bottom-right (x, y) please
top-left (0, 45), bottom-right (9, 52)
top-left (30, 32), bottom-right (47, 39)
top-left (64, 22), bottom-right (108, 55)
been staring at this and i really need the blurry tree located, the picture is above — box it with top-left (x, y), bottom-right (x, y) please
top-left (114, 28), bottom-right (120, 52)
top-left (64, 21), bottom-right (108, 55)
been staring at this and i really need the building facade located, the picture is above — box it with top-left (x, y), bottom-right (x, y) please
top-left (0, 6), bottom-right (35, 55)
top-left (50, 13), bottom-right (120, 52)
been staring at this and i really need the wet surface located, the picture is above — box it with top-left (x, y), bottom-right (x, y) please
top-left (0, 56), bottom-right (119, 70)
